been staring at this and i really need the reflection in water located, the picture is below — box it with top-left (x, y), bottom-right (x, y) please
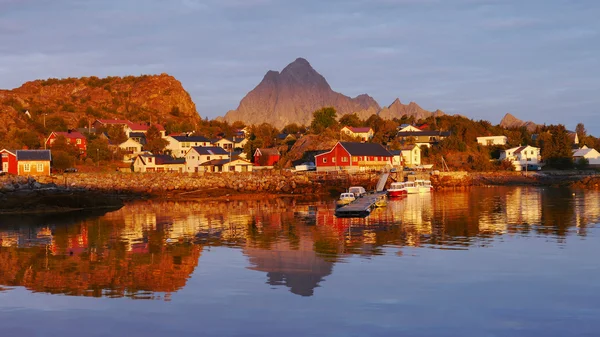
top-left (0, 187), bottom-right (599, 299)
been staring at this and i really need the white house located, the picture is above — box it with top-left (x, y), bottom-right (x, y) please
top-left (200, 157), bottom-right (254, 173)
top-left (118, 138), bottom-right (143, 161)
top-left (165, 135), bottom-right (211, 158)
top-left (397, 125), bottom-right (422, 132)
top-left (133, 154), bottom-right (186, 173)
top-left (500, 145), bottom-right (541, 171)
top-left (340, 126), bottom-right (374, 142)
top-left (477, 136), bottom-right (508, 146)
top-left (573, 146), bottom-right (600, 167)
top-left (400, 144), bottom-right (421, 167)
top-left (184, 146), bottom-right (230, 172)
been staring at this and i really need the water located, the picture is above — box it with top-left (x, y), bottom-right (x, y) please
top-left (0, 187), bottom-right (599, 337)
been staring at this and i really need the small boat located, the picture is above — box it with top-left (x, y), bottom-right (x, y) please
top-left (387, 182), bottom-right (406, 197)
top-left (405, 181), bottom-right (419, 194)
top-left (348, 186), bottom-right (367, 198)
top-left (416, 179), bottom-right (433, 193)
top-left (374, 193), bottom-right (387, 207)
top-left (336, 192), bottom-right (356, 207)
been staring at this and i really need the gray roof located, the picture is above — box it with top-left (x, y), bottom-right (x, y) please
top-left (339, 142), bottom-right (392, 157)
top-left (190, 146), bottom-right (229, 156)
top-left (16, 150), bottom-right (51, 161)
top-left (172, 135), bottom-right (210, 143)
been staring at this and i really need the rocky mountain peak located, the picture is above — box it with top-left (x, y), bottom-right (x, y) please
top-left (500, 113), bottom-right (538, 132)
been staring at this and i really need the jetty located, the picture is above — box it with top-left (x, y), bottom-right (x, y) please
top-left (334, 191), bottom-right (387, 218)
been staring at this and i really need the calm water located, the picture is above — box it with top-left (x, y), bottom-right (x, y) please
top-left (0, 187), bottom-right (599, 337)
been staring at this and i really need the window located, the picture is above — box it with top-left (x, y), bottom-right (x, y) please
top-left (37, 163), bottom-right (44, 171)
top-left (229, 166), bottom-right (235, 172)
top-left (353, 157), bottom-right (358, 162)
top-left (323, 158), bottom-right (327, 163)
top-left (24, 163), bottom-right (30, 172)
top-left (76, 139), bottom-right (82, 145)
top-left (342, 157), bottom-right (348, 162)
top-left (332, 157), bottom-right (336, 163)
top-left (207, 156), bottom-right (210, 160)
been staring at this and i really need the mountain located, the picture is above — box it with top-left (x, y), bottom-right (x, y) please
top-left (499, 113), bottom-right (538, 132)
top-left (378, 98), bottom-right (445, 120)
top-left (0, 74), bottom-right (201, 147)
top-left (223, 58), bottom-right (380, 128)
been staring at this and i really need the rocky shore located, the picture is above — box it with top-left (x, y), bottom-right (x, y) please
top-left (432, 171), bottom-right (600, 189)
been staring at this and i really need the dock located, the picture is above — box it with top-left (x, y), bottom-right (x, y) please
top-left (335, 191), bottom-right (387, 218)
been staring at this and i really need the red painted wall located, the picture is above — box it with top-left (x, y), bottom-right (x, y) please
top-left (254, 153), bottom-right (280, 166)
top-left (315, 143), bottom-right (393, 169)
top-left (46, 133), bottom-right (87, 156)
top-left (0, 150), bottom-right (17, 174)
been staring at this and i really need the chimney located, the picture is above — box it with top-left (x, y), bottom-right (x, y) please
top-left (68, 129), bottom-right (72, 133)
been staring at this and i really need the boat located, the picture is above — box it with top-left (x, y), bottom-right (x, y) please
top-left (387, 182), bottom-right (406, 197)
top-left (336, 192), bottom-right (356, 207)
top-left (405, 181), bottom-right (419, 194)
top-left (374, 193), bottom-right (388, 207)
top-left (416, 179), bottom-right (433, 193)
top-left (348, 186), bottom-right (367, 198)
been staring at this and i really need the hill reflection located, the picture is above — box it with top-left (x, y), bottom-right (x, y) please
top-left (0, 187), bottom-right (598, 299)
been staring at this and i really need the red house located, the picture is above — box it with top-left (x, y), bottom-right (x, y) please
top-left (45, 131), bottom-right (87, 156)
top-left (0, 149), bottom-right (17, 174)
top-left (315, 142), bottom-right (393, 172)
top-left (254, 148), bottom-right (281, 166)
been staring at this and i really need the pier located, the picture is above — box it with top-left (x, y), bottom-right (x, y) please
top-left (335, 191), bottom-right (387, 218)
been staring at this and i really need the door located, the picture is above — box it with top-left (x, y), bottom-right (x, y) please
top-left (2, 162), bottom-right (7, 172)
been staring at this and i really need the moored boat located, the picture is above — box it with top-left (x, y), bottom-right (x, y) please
top-left (348, 186), bottom-right (367, 198)
top-left (374, 193), bottom-right (388, 207)
top-left (416, 179), bottom-right (433, 193)
top-left (387, 182), bottom-right (406, 197)
top-left (336, 192), bottom-right (356, 207)
top-left (405, 181), bottom-right (418, 194)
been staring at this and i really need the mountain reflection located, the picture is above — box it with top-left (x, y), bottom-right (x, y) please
top-left (0, 187), bottom-right (599, 299)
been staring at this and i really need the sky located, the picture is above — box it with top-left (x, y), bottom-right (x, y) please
top-left (1, 0), bottom-right (599, 134)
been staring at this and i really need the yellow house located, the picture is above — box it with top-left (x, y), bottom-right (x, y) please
top-left (16, 150), bottom-right (52, 176)
top-left (340, 126), bottom-right (374, 142)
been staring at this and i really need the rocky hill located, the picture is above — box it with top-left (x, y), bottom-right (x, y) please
top-left (499, 113), bottom-right (538, 132)
top-left (0, 74), bottom-right (201, 147)
top-left (378, 98), bottom-right (445, 120)
top-left (223, 58), bottom-right (381, 128)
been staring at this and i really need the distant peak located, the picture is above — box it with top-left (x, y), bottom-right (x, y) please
top-left (390, 98), bottom-right (402, 106)
top-left (293, 57), bottom-right (310, 65)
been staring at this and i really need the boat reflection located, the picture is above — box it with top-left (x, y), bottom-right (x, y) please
top-left (0, 187), bottom-right (598, 299)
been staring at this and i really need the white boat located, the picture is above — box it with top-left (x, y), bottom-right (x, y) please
top-left (416, 179), bottom-right (433, 193)
top-left (336, 192), bottom-right (356, 207)
top-left (348, 186), bottom-right (367, 198)
top-left (387, 182), bottom-right (406, 197)
top-left (405, 181), bottom-right (419, 194)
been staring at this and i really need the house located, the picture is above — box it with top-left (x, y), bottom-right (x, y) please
top-left (92, 119), bottom-right (130, 130)
top-left (128, 132), bottom-right (147, 145)
top-left (211, 138), bottom-right (235, 152)
top-left (500, 145), bottom-right (541, 171)
top-left (133, 154), bottom-right (186, 173)
top-left (184, 146), bottom-right (230, 172)
top-left (573, 146), bottom-right (600, 167)
top-left (340, 126), bottom-right (374, 142)
top-left (45, 130), bottom-right (87, 156)
top-left (254, 148), bottom-right (281, 166)
top-left (0, 149), bottom-right (17, 174)
top-left (477, 136), bottom-right (508, 146)
top-left (314, 142), bottom-right (393, 172)
top-left (164, 135), bottom-right (212, 158)
top-left (118, 139), bottom-right (144, 161)
top-left (398, 125), bottom-right (422, 132)
top-left (400, 144), bottom-right (421, 167)
top-left (16, 150), bottom-right (51, 176)
top-left (396, 128), bottom-right (450, 148)
top-left (200, 157), bottom-right (253, 173)
top-left (276, 133), bottom-right (297, 143)
top-left (125, 122), bottom-right (166, 138)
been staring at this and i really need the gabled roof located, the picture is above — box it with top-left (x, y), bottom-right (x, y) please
top-left (171, 135), bottom-right (210, 143)
top-left (343, 126), bottom-right (372, 133)
top-left (51, 131), bottom-right (86, 139)
top-left (201, 157), bottom-right (251, 166)
top-left (573, 148), bottom-right (599, 157)
top-left (126, 122), bottom-right (165, 132)
top-left (189, 146), bottom-right (229, 156)
top-left (255, 148), bottom-right (281, 156)
top-left (339, 142), bottom-right (392, 157)
top-left (137, 154), bottom-right (184, 165)
top-left (0, 149), bottom-right (17, 156)
top-left (16, 150), bottom-right (51, 161)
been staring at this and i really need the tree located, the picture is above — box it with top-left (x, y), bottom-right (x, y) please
top-left (50, 135), bottom-right (80, 158)
top-left (539, 124), bottom-right (573, 169)
top-left (45, 116), bottom-right (68, 132)
top-left (282, 123), bottom-right (302, 135)
top-left (310, 107), bottom-right (338, 133)
top-left (252, 123), bottom-right (279, 148)
top-left (144, 125), bottom-right (168, 154)
top-left (106, 125), bottom-right (128, 145)
top-left (576, 123), bottom-right (587, 140)
top-left (339, 113), bottom-right (362, 127)
top-left (52, 151), bottom-right (73, 171)
top-left (87, 138), bottom-right (112, 162)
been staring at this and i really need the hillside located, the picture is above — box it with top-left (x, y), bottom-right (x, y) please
top-left (0, 74), bottom-right (201, 147)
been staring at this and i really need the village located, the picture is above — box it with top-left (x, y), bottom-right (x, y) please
top-left (2, 115), bottom-right (599, 178)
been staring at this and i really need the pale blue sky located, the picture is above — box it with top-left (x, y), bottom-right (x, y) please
top-left (1, 0), bottom-right (599, 134)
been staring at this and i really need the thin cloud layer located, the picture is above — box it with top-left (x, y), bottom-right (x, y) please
top-left (0, 0), bottom-right (598, 133)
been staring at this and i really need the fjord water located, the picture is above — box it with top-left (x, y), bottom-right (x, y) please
top-left (0, 187), bottom-right (599, 337)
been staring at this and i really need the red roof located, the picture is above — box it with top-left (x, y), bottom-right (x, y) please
top-left (513, 146), bottom-right (527, 154)
top-left (346, 126), bottom-right (372, 133)
top-left (126, 122), bottom-right (165, 132)
top-left (52, 131), bottom-right (86, 139)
